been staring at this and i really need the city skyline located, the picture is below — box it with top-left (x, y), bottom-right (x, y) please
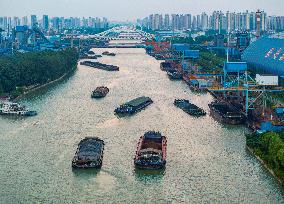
top-left (0, 0), bottom-right (283, 21)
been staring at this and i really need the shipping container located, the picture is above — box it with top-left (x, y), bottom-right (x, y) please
top-left (255, 74), bottom-right (278, 86)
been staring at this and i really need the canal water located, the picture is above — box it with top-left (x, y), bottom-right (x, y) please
top-left (0, 48), bottom-right (283, 203)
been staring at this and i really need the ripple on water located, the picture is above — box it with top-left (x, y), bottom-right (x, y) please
top-left (0, 48), bottom-right (283, 203)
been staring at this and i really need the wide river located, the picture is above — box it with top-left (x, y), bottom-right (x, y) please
top-left (0, 48), bottom-right (284, 203)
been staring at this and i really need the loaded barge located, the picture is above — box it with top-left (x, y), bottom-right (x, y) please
top-left (80, 61), bottom-right (119, 71)
top-left (134, 131), bottom-right (167, 170)
top-left (174, 99), bottom-right (206, 116)
top-left (72, 137), bottom-right (104, 169)
top-left (209, 102), bottom-right (246, 125)
top-left (91, 86), bottom-right (109, 98)
top-left (115, 96), bottom-right (153, 115)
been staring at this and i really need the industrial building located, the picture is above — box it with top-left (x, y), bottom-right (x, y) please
top-left (242, 33), bottom-right (284, 82)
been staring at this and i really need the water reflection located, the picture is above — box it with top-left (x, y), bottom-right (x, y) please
top-left (134, 168), bottom-right (165, 183)
top-left (72, 168), bottom-right (101, 178)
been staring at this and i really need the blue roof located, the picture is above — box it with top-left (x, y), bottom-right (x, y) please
top-left (224, 62), bottom-right (247, 73)
top-left (242, 34), bottom-right (284, 76)
top-left (15, 26), bottom-right (28, 32)
top-left (184, 50), bottom-right (199, 58)
top-left (172, 44), bottom-right (190, 51)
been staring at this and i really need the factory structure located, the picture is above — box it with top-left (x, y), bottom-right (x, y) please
top-left (242, 32), bottom-right (284, 81)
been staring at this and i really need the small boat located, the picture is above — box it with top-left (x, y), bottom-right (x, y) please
top-left (0, 101), bottom-right (37, 116)
top-left (87, 50), bottom-right (95, 55)
top-left (167, 70), bottom-right (182, 80)
top-left (102, 51), bottom-right (110, 55)
top-left (102, 51), bottom-right (116, 56)
top-left (208, 102), bottom-right (246, 125)
top-left (114, 96), bottom-right (153, 115)
top-left (72, 137), bottom-right (104, 169)
top-left (174, 99), bottom-right (206, 116)
top-left (91, 86), bottom-right (109, 98)
top-left (134, 131), bottom-right (167, 169)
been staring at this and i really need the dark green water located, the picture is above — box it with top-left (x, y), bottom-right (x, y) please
top-left (0, 48), bottom-right (283, 203)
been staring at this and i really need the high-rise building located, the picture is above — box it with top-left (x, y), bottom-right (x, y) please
top-left (164, 14), bottom-right (170, 30)
top-left (249, 12), bottom-right (256, 31)
top-left (184, 14), bottom-right (191, 30)
top-left (256, 10), bottom-right (261, 38)
top-left (149, 14), bottom-right (154, 30)
top-left (52, 17), bottom-right (60, 30)
top-left (192, 16), bottom-right (197, 30)
top-left (197, 15), bottom-right (201, 30)
top-left (201, 12), bottom-right (208, 30)
top-left (172, 14), bottom-right (179, 30)
top-left (31, 15), bottom-right (37, 28)
top-left (13, 17), bottom-right (20, 28)
top-left (42, 15), bottom-right (49, 30)
top-left (21, 16), bottom-right (28, 26)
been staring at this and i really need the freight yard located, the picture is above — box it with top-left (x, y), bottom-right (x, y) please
top-left (144, 32), bottom-right (284, 134)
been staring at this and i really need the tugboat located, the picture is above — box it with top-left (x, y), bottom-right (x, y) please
top-left (91, 86), bottom-right (109, 98)
top-left (208, 101), bottom-right (246, 125)
top-left (114, 96), bottom-right (153, 115)
top-left (72, 137), bottom-right (104, 169)
top-left (134, 131), bottom-right (167, 170)
top-left (0, 102), bottom-right (37, 116)
top-left (174, 99), bottom-right (206, 116)
top-left (167, 70), bottom-right (182, 80)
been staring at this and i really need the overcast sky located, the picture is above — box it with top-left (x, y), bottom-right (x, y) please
top-left (0, 0), bottom-right (283, 21)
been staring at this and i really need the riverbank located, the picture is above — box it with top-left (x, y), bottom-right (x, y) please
top-left (13, 65), bottom-right (77, 102)
top-left (246, 132), bottom-right (284, 186)
top-left (246, 146), bottom-right (284, 187)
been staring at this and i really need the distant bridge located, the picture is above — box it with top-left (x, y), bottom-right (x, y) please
top-left (94, 43), bottom-right (146, 48)
top-left (92, 26), bottom-right (154, 41)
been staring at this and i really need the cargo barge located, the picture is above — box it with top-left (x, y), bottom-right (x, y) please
top-left (209, 102), bottom-right (246, 125)
top-left (134, 131), bottom-right (167, 170)
top-left (114, 96), bottom-right (153, 115)
top-left (80, 61), bottom-right (119, 71)
top-left (174, 99), bottom-right (206, 116)
top-left (72, 137), bottom-right (104, 169)
top-left (91, 86), bottom-right (109, 98)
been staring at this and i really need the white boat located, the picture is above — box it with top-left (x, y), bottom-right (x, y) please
top-left (0, 102), bottom-right (37, 116)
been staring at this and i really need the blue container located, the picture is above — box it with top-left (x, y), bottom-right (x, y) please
top-left (184, 50), bottom-right (199, 58)
top-left (172, 44), bottom-right (190, 51)
top-left (224, 62), bottom-right (247, 73)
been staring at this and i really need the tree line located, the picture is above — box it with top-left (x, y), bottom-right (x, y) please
top-left (0, 48), bottom-right (78, 96)
top-left (246, 132), bottom-right (284, 182)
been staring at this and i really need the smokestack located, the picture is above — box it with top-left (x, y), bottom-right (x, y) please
top-left (256, 9), bottom-right (261, 39)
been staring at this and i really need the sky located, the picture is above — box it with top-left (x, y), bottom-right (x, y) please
top-left (0, 0), bottom-right (283, 21)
